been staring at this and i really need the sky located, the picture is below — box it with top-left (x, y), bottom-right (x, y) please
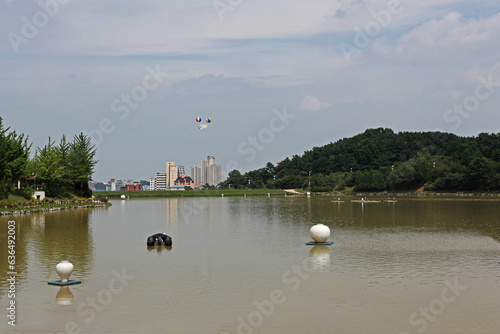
top-left (1, 0), bottom-right (500, 182)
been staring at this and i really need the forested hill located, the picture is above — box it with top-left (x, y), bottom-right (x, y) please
top-left (223, 128), bottom-right (500, 192)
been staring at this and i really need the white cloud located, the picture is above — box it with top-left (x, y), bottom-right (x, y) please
top-left (1, 1), bottom-right (500, 180)
top-left (299, 95), bottom-right (332, 111)
top-left (400, 11), bottom-right (500, 47)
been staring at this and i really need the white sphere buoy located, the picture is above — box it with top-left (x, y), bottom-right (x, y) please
top-left (222, 194), bottom-right (224, 197)
top-left (307, 192), bottom-right (311, 196)
top-left (55, 260), bottom-right (74, 283)
top-left (310, 224), bottom-right (330, 243)
top-left (120, 194), bottom-right (126, 199)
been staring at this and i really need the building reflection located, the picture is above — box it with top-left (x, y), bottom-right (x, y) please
top-left (166, 197), bottom-right (214, 293)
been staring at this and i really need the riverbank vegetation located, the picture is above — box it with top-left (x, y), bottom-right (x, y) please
top-left (222, 128), bottom-right (500, 193)
top-left (0, 117), bottom-right (98, 201)
top-left (0, 196), bottom-right (109, 215)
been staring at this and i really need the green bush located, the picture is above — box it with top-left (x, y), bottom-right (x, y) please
top-left (311, 186), bottom-right (332, 192)
top-left (10, 186), bottom-right (34, 199)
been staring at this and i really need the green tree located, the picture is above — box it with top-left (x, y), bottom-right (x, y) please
top-left (354, 170), bottom-right (386, 192)
top-left (57, 135), bottom-right (73, 195)
top-left (222, 170), bottom-right (246, 188)
top-left (68, 133), bottom-right (98, 197)
top-left (36, 137), bottom-right (64, 197)
top-left (0, 119), bottom-right (9, 198)
top-left (0, 118), bottom-right (31, 198)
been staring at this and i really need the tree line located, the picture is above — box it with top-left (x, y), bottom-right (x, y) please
top-left (221, 128), bottom-right (500, 192)
top-left (0, 117), bottom-right (98, 200)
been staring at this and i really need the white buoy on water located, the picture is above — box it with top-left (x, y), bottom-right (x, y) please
top-left (56, 260), bottom-right (74, 283)
top-left (309, 224), bottom-right (331, 243)
top-left (121, 194), bottom-right (126, 199)
top-left (48, 260), bottom-right (82, 286)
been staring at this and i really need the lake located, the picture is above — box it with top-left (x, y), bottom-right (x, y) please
top-left (1, 195), bottom-right (500, 334)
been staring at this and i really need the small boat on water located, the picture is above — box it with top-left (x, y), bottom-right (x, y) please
top-left (351, 197), bottom-right (380, 203)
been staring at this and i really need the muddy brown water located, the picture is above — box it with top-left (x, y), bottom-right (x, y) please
top-left (1, 196), bottom-right (499, 333)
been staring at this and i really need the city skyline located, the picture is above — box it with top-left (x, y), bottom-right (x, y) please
top-left (148, 155), bottom-right (222, 190)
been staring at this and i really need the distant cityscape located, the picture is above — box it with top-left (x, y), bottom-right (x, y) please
top-left (89, 156), bottom-right (222, 191)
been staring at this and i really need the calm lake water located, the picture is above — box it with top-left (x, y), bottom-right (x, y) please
top-left (1, 195), bottom-right (500, 334)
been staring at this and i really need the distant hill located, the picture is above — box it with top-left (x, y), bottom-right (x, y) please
top-left (222, 128), bottom-right (500, 192)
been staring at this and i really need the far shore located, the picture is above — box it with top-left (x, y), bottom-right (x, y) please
top-left (93, 188), bottom-right (500, 199)
top-left (2, 188), bottom-right (499, 215)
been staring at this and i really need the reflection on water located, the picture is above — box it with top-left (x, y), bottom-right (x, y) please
top-left (309, 245), bottom-right (331, 271)
top-left (146, 245), bottom-right (172, 254)
top-left (1, 196), bottom-right (499, 334)
top-left (55, 286), bottom-right (74, 305)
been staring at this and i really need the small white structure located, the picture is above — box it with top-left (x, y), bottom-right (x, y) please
top-left (55, 260), bottom-right (74, 283)
top-left (33, 191), bottom-right (45, 201)
top-left (310, 224), bottom-right (331, 243)
top-left (121, 194), bottom-right (126, 199)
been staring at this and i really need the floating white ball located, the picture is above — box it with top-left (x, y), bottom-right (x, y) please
top-left (121, 195), bottom-right (126, 199)
top-left (55, 260), bottom-right (74, 283)
top-left (309, 224), bottom-right (330, 243)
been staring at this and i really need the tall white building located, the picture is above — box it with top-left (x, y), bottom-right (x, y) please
top-left (200, 156), bottom-right (221, 186)
top-left (156, 173), bottom-right (167, 190)
top-left (166, 162), bottom-right (177, 189)
top-left (177, 166), bottom-right (185, 177)
top-left (208, 164), bottom-right (221, 186)
top-left (201, 159), bottom-right (208, 185)
top-left (191, 165), bottom-right (202, 186)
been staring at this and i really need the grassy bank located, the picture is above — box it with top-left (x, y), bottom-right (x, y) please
top-left (0, 196), bottom-right (110, 214)
top-left (94, 189), bottom-right (288, 199)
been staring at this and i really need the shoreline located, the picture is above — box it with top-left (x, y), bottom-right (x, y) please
top-left (94, 189), bottom-right (288, 199)
top-left (94, 188), bottom-right (500, 199)
top-left (0, 200), bottom-right (111, 215)
top-left (3, 189), bottom-right (499, 215)
top-left (0, 204), bottom-right (110, 216)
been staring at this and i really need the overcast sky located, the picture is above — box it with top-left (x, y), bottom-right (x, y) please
top-left (1, 0), bottom-right (500, 182)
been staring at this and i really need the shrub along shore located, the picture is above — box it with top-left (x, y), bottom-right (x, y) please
top-left (0, 198), bottom-right (110, 215)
